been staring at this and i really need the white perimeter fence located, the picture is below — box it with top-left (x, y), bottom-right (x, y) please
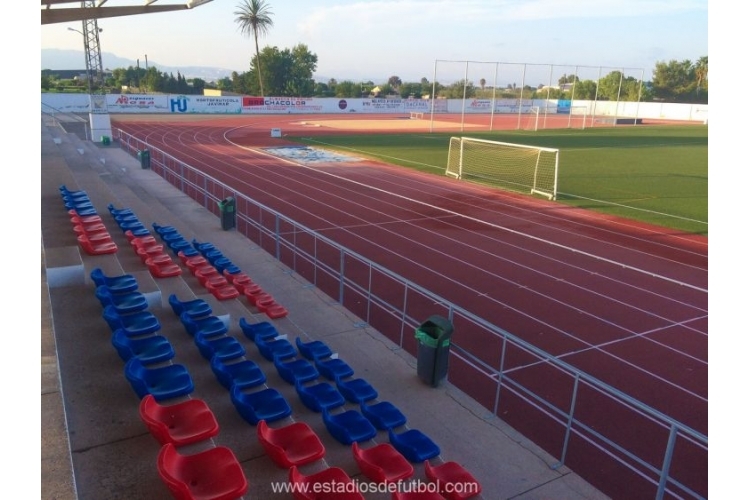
top-left (41, 92), bottom-right (708, 127)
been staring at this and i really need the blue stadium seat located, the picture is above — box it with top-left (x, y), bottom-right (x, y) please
top-left (95, 286), bottom-right (149, 314)
top-left (168, 294), bottom-right (212, 320)
top-left (210, 356), bottom-right (266, 391)
top-left (336, 377), bottom-right (378, 404)
top-left (239, 317), bottom-right (279, 342)
top-left (255, 334), bottom-right (296, 362)
top-left (124, 358), bottom-right (194, 401)
top-left (388, 428), bottom-right (440, 463)
top-left (295, 337), bottom-right (334, 360)
top-left (360, 401), bottom-right (407, 430)
top-left (273, 355), bottom-right (319, 385)
top-left (230, 385), bottom-right (291, 425)
top-left (111, 329), bottom-right (175, 365)
top-left (90, 268), bottom-right (138, 294)
top-left (194, 332), bottom-right (245, 362)
top-left (322, 407), bottom-right (377, 445)
top-left (315, 357), bottom-right (354, 381)
top-left (102, 305), bottom-right (160, 336)
top-left (295, 379), bottom-right (346, 413)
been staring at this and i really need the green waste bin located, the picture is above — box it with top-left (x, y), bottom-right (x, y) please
top-left (137, 149), bottom-right (151, 169)
top-left (415, 315), bottom-right (454, 387)
top-left (218, 196), bottom-right (236, 230)
top-left (101, 135), bottom-right (111, 146)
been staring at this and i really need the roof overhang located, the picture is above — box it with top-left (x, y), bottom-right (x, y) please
top-left (41, 0), bottom-right (214, 25)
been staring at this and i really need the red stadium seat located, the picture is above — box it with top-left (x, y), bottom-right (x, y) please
top-left (424, 460), bottom-right (482, 500)
top-left (288, 465), bottom-right (364, 500)
top-left (257, 420), bottom-right (325, 468)
top-left (157, 443), bottom-right (248, 500)
top-left (138, 394), bottom-right (219, 447)
top-left (352, 442), bottom-right (414, 483)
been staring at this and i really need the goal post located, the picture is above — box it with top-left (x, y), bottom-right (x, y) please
top-left (446, 137), bottom-right (559, 200)
top-left (523, 106), bottom-right (589, 131)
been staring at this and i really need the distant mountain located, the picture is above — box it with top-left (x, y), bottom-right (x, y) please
top-left (42, 48), bottom-right (367, 84)
top-left (41, 48), bottom-right (235, 81)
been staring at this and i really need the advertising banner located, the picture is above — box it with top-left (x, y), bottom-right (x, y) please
top-left (241, 96), bottom-right (326, 114)
top-left (107, 94), bottom-right (171, 113)
top-left (167, 95), bottom-right (242, 114)
top-left (362, 98), bottom-right (405, 113)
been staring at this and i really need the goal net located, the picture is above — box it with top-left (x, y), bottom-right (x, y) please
top-left (446, 137), bottom-right (559, 200)
top-left (523, 106), bottom-right (589, 131)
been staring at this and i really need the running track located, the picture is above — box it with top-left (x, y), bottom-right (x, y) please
top-left (113, 114), bottom-right (708, 499)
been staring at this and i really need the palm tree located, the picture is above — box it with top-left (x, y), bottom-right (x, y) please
top-left (234, 0), bottom-right (274, 96)
top-left (694, 56), bottom-right (708, 98)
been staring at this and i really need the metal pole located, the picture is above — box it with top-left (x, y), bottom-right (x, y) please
top-left (461, 61), bottom-right (468, 132)
top-left (592, 66), bottom-right (602, 127)
top-left (431, 60), bottom-right (437, 133)
top-left (614, 69), bottom-right (624, 127)
top-left (568, 65), bottom-right (579, 129)
top-left (516, 64), bottom-right (527, 130)
top-left (490, 62), bottom-right (498, 131)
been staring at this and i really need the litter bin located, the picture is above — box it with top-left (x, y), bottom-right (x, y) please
top-left (218, 196), bottom-right (236, 230)
top-left (137, 149), bottom-right (151, 169)
top-left (415, 315), bottom-right (454, 387)
top-left (100, 135), bottom-right (111, 146)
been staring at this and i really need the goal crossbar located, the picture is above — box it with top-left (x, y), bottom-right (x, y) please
top-left (446, 137), bottom-right (559, 200)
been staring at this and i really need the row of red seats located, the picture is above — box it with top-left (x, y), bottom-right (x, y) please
top-left (127, 232), bottom-right (182, 278)
top-left (180, 236), bottom-right (289, 318)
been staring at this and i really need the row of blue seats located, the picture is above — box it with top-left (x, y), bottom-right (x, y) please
top-left (92, 268), bottom-right (194, 400)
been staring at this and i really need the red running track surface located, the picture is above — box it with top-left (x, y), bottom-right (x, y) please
top-left (113, 115), bottom-right (707, 499)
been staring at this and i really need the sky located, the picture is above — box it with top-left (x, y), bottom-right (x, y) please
top-left (39, 0), bottom-right (709, 84)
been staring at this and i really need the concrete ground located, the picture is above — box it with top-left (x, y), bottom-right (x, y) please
top-left (40, 114), bottom-right (610, 500)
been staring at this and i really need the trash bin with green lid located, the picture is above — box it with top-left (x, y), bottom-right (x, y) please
top-left (218, 196), bottom-right (236, 230)
top-left (137, 149), bottom-right (151, 169)
top-left (415, 315), bottom-right (454, 387)
top-left (101, 135), bottom-right (111, 146)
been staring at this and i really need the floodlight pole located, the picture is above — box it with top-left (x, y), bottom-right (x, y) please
top-left (68, 1), bottom-right (110, 142)
top-left (68, 4), bottom-right (104, 95)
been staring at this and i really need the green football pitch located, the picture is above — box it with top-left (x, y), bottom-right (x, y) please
top-left (292, 125), bottom-right (708, 236)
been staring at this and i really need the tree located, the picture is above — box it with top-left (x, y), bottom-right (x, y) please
top-left (334, 80), bottom-right (359, 98)
top-left (241, 43), bottom-right (317, 96)
top-left (651, 59), bottom-right (695, 102)
top-left (234, 0), bottom-right (274, 96)
top-left (558, 74), bottom-right (579, 85)
top-left (399, 82), bottom-right (423, 99)
top-left (597, 70), bottom-right (642, 101)
top-left (287, 44), bottom-right (318, 96)
top-left (388, 75), bottom-right (402, 91)
top-left (440, 80), bottom-right (475, 99)
top-left (190, 78), bottom-right (206, 94)
top-left (572, 79), bottom-right (598, 100)
top-left (216, 77), bottom-right (233, 92)
top-left (479, 78), bottom-right (486, 90)
top-left (694, 56), bottom-right (708, 100)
